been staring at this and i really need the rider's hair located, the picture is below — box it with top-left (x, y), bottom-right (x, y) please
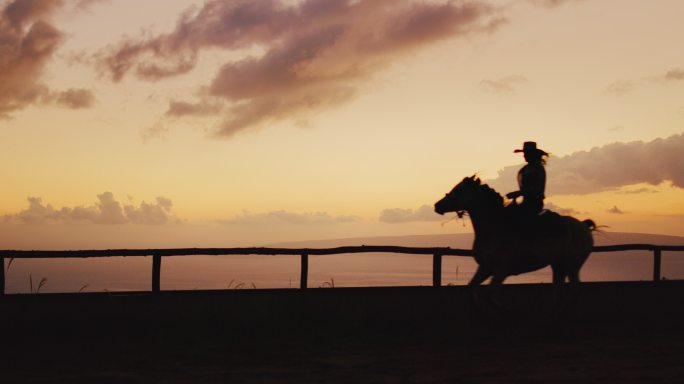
top-left (527, 151), bottom-right (548, 165)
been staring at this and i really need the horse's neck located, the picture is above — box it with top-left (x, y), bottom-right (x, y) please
top-left (469, 205), bottom-right (503, 240)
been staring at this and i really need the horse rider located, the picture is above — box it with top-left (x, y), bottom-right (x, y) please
top-left (505, 141), bottom-right (548, 218)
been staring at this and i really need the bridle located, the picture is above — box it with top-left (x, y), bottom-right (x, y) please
top-left (442, 191), bottom-right (468, 218)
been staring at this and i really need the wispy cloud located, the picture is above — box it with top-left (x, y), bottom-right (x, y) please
top-left (52, 88), bottom-right (96, 109)
top-left (73, 0), bottom-right (106, 12)
top-left (604, 81), bottom-right (634, 97)
top-left (544, 202), bottom-right (581, 215)
top-left (488, 132), bottom-right (684, 195)
top-left (617, 187), bottom-right (660, 195)
top-left (604, 67), bottom-right (684, 96)
top-left (0, 0), bottom-right (98, 118)
top-left (480, 75), bottom-right (528, 94)
top-left (99, 0), bottom-right (504, 138)
top-left (220, 210), bottom-right (360, 225)
top-left (529, 0), bottom-right (585, 8)
top-left (5, 192), bottom-right (176, 225)
top-left (379, 205), bottom-right (443, 223)
top-left (664, 68), bottom-right (684, 81)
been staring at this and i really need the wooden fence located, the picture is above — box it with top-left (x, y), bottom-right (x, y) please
top-left (1, 244), bottom-right (683, 295)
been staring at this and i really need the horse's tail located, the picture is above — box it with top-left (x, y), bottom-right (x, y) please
top-left (582, 219), bottom-right (597, 231)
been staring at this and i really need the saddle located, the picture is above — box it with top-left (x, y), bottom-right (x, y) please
top-left (534, 210), bottom-right (566, 238)
top-left (506, 206), bottom-right (566, 239)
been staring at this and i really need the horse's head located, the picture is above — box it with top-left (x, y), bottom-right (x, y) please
top-left (434, 175), bottom-right (483, 216)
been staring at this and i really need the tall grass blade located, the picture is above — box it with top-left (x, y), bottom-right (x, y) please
top-left (37, 278), bottom-right (47, 293)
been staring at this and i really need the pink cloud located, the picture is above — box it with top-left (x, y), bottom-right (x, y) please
top-left (488, 133), bottom-right (684, 195)
top-left (530, 0), bottom-right (585, 7)
top-left (5, 192), bottom-right (176, 225)
top-left (100, 0), bottom-right (504, 138)
top-left (0, 0), bottom-right (95, 117)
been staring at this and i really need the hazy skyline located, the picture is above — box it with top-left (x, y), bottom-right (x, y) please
top-left (2, 0), bottom-right (684, 248)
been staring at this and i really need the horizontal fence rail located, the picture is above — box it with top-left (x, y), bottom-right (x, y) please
top-left (1, 245), bottom-right (683, 295)
top-left (0, 246), bottom-right (472, 258)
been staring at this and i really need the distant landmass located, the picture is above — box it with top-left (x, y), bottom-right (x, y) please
top-left (5, 232), bottom-right (683, 294)
top-left (270, 231), bottom-right (684, 285)
top-left (270, 231), bottom-right (684, 249)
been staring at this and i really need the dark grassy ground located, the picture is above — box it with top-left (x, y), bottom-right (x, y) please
top-left (2, 282), bottom-right (684, 383)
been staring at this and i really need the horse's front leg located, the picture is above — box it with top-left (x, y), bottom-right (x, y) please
top-left (474, 271), bottom-right (511, 315)
top-left (469, 266), bottom-right (492, 311)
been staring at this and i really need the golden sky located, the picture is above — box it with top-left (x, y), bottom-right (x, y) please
top-left (2, 0), bottom-right (684, 249)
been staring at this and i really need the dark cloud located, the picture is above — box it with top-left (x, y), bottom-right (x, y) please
top-left (100, 0), bottom-right (504, 137)
top-left (3, 0), bottom-right (63, 27)
top-left (0, 0), bottom-right (95, 117)
top-left (5, 192), bottom-right (175, 225)
top-left (488, 133), bottom-right (684, 196)
top-left (220, 210), bottom-right (360, 225)
top-left (379, 205), bottom-right (443, 223)
top-left (480, 75), bottom-right (528, 94)
top-left (607, 205), bottom-right (625, 214)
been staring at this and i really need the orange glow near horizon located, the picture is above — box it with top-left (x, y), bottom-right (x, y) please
top-left (1, 0), bottom-right (684, 249)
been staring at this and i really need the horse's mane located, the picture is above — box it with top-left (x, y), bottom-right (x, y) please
top-left (477, 182), bottom-right (504, 208)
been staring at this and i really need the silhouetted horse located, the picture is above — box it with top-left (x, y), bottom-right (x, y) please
top-left (434, 175), bottom-right (595, 286)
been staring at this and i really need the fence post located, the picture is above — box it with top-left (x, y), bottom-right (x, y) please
top-left (1, 257), bottom-right (5, 295)
top-left (432, 253), bottom-right (442, 288)
top-left (653, 248), bottom-right (661, 282)
top-left (152, 254), bottom-right (162, 293)
top-left (300, 253), bottom-right (309, 290)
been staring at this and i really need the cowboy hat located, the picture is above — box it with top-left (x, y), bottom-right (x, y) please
top-left (514, 141), bottom-right (548, 155)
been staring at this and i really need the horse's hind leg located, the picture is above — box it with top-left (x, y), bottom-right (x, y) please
top-left (552, 267), bottom-right (566, 284)
top-left (469, 266), bottom-right (491, 286)
top-left (490, 274), bottom-right (507, 285)
top-left (551, 266), bottom-right (581, 315)
top-left (551, 266), bottom-right (567, 307)
top-left (563, 268), bottom-right (582, 307)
